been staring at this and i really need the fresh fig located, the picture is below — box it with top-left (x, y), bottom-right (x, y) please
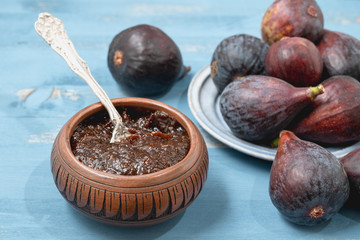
top-left (261, 0), bottom-right (324, 45)
top-left (270, 131), bottom-right (349, 226)
top-left (317, 29), bottom-right (360, 80)
top-left (340, 147), bottom-right (360, 204)
top-left (107, 24), bottom-right (190, 96)
top-left (210, 34), bottom-right (269, 93)
top-left (291, 75), bottom-right (360, 145)
top-left (219, 75), bottom-right (324, 142)
top-left (264, 37), bottom-right (323, 87)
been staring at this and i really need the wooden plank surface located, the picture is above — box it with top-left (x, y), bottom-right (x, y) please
top-left (1, 0), bottom-right (360, 239)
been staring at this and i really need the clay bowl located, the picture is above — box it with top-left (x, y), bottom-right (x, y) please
top-left (51, 97), bottom-right (209, 227)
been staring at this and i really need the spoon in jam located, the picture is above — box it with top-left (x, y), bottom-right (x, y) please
top-left (35, 12), bottom-right (130, 143)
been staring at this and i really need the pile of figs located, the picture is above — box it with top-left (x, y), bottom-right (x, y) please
top-left (211, 0), bottom-right (360, 226)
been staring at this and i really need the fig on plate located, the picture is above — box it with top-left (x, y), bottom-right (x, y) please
top-left (291, 75), bottom-right (360, 145)
top-left (340, 147), bottom-right (360, 204)
top-left (219, 75), bottom-right (324, 142)
top-left (261, 0), bottom-right (324, 45)
top-left (210, 34), bottom-right (269, 93)
top-left (270, 131), bottom-right (349, 226)
top-left (108, 24), bottom-right (190, 96)
top-left (317, 29), bottom-right (360, 80)
top-left (264, 37), bottom-right (323, 87)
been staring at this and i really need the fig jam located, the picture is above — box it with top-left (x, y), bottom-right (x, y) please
top-left (71, 107), bottom-right (190, 175)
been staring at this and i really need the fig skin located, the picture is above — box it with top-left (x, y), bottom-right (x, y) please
top-left (265, 37), bottom-right (323, 87)
top-left (107, 24), bottom-right (190, 96)
top-left (261, 0), bottom-right (324, 45)
top-left (317, 29), bottom-right (360, 80)
top-left (340, 147), bottom-right (360, 205)
top-left (291, 75), bottom-right (360, 145)
top-left (219, 75), bottom-right (324, 142)
top-left (210, 34), bottom-right (269, 93)
top-left (270, 131), bottom-right (349, 226)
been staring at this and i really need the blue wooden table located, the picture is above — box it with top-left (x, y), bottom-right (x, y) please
top-left (1, 0), bottom-right (360, 239)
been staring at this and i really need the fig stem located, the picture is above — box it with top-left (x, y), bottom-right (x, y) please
top-left (179, 65), bottom-right (191, 80)
top-left (271, 130), bottom-right (295, 147)
top-left (307, 84), bottom-right (325, 101)
top-left (270, 137), bottom-right (279, 148)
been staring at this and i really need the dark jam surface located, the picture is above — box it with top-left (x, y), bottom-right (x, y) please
top-left (71, 107), bottom-right (190, 176)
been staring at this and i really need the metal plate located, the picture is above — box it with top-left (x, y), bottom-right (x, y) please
top-left (187, 65), bottom-right (360, 161)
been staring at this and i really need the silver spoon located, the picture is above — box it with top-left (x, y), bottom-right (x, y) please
top-left (34, 12), bottom-right (130, 143)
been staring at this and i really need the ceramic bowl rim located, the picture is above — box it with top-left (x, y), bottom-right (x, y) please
top-left (55, 97), bottom-right (201, 188)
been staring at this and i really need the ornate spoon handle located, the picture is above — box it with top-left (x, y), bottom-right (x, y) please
top-left (34, 12), bottom-right (129, 143)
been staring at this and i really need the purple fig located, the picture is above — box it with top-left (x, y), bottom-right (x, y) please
top-left (219, 75), bottom-right (324, 142)
top-left (317, 29), bottom-right (360, 80)
top-left (270, 131), bottom-right (349, 226)
top-left (340, 147), bottom-right (360, 204)
top-left (291, 75), bottom-right (360, 145)
top-left (265, 37), bottom-right (323, 87)
top-left (210, 34), bottom-right (269, 93)
top-left (261, 0), bottom-right (324, 45)
top-left (108, 24), bottom-right (190, 96)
